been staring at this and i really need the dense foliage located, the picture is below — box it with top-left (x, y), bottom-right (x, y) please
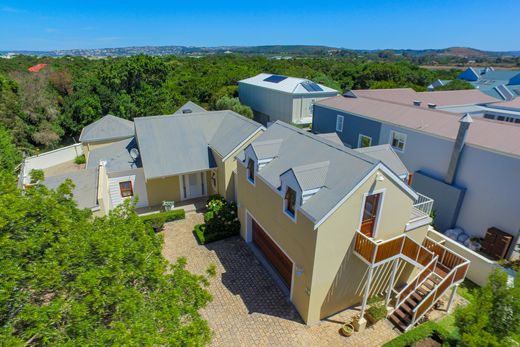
top-left (382, 321), bottom-right (449, 347)
top-left (195, 196), bottom-right (240, 244)
top-left (0, 127), bottom-right (21, 172)
top-left (434, 79), bottom-right (475, 91)
top-left (0, 55), bottom-right (462, 154)
top-left (455, 268), bottom-right (520, 346)
top-left (140, 209), bottom-right (186, 232)
top-left (0, 172), bottom-right (213, 345)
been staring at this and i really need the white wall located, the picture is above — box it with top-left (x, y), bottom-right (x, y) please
top-left (238, 83), bottom-right (295, 124)
top-left (22, 143), bottom-right (83, 184)
top-left (107, 168), bottom-right (148, 209)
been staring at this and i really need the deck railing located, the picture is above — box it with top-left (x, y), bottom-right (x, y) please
top-left (394, 255), bottom-right (438, 309)
top-left (411, 193), bottom-right (434, 220)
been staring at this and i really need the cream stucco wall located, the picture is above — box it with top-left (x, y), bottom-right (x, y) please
top-left (237, 161), bottom-right (424, 324)
top-left (97, 164), bottom-right (111, 216)
top-left (146, 176), bottom-right (182, 207)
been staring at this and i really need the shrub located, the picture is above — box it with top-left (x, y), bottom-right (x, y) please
top-left (382, 321), bottom-right (449, 347)
top-left (29, 168), bottom-right (44, 183)
top-left (195, 196), bottom-right (240, 244)
top-left (366, 298), bottom-right (388, 323)
top-left (74, 154), bottom-right (86, 164)
top-left (140, 209), bottom-right (185, 231)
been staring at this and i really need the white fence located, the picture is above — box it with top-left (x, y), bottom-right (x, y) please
top-left (412, 192), bottom-right (434, 218)
top-left (20, 143), bottom-right (83, 185)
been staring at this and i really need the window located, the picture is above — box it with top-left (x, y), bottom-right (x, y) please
top-left (336, 115), bottom-right (344, 132)
top-left (284, 187), bottom-right (297, 218)
top-left (390, 131), bottom-right (407, 152)
top-left (358, 134), bottom-right (372, 148)
top-left (119, 181), bottom-right (133, 198)
top-left (247, 158), bottom-right (255, 184)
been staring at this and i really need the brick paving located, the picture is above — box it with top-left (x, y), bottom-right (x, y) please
top-left (160, 213), bottom-right (421, 346)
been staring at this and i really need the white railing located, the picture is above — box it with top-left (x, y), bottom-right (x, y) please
top-left (412, 193), bottom-right (434, 219)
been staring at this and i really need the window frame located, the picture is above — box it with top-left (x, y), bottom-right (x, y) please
top-left (283, 186), bottom-right (298, 222)
top-left (247, 158), bottom-right (256, 185)
top-left (389, 130), bottom-right (407, 153)
top-left (336, 115), bottom-right (344, 132)
top-left (119, 180), bottom-right (133, 198)
top-left (358, 134), bottom-right (372, 148)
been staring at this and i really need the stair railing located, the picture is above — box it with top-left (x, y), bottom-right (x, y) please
top-left (393, 255), bottom-right (438, 310)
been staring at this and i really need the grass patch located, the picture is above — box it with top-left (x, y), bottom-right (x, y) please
top-left (382, 321), bottom-right (450, 347)
top-left (140, 209), bottom-right (185, 231)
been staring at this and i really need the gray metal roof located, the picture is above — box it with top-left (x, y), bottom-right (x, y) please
top-left (246, 121), bottom-right (380, 223)
top-left (355, 145), bottom-right (409, 178)
top-left (239, 73), bottom-right (338, 95)
top-left (251, 139), bottom-right (283, 159)
top-left (134, 111), bottom-right (262, 179)
top-left (79, 115), bottom-right (135, 143)
top-left (173, 101), bottom-right (207, 115)
top-left (86, 137), bottom-right (142, 173)
top-left (43, 168), bottom-right (98, 209)
top-left (316, 132), bottom-right (346, 147)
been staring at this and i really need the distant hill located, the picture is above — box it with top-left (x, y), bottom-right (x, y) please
top-left (1, 45), bottom-right (519, 58)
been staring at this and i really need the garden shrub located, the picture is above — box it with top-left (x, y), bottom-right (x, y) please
top-left (194, 196), bottom-right (240, 244)
top-left (366, 296), bottom-right (388, 323)
top-left (74, 154), bottom-right (86, 164)
top-left (140, 209), bottom-right (185, 231)
top-left (29, 168), bottom-right (44, 183)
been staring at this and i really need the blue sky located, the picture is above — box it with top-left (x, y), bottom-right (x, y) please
top-left (1, 0), bottom-right (518, 51)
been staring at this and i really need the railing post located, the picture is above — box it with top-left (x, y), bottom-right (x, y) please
top-left (360, 267), bottom-right (374, 320)
top-left (386, 259), bottom-right (399, 306)
top-left (447, 284), bottom-right (458, 313)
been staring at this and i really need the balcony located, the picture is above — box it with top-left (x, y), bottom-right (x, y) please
top-left (410, 193), bottom-right (433, 222)
top-left (353, 231), bottom-right (470, 331)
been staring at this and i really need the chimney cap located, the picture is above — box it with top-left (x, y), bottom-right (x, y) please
top-left (460, 113), bottom-right (473, 123)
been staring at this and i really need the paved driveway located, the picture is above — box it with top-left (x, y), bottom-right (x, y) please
top-left (161, 213), bottom-right (399, 347)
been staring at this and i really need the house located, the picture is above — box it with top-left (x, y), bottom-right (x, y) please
top-left (235, 121), bottom-right (468, 329)
top-left (431, 67), bottom-right (520, 101)
top-left (238, 73), bottom-right (338, 125)
top-left (312, 89), bottom-right (520, 261)
top-left (39, 102), bottom-right (264, 215)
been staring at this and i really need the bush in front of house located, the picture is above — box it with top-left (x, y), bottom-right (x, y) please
top-left (194, 196), bottom-right (240, 244)
top-left (74, 154), bottom-right (86, 165)
top-left (140, 209), bottom-right (185, 232)
top-left (382, 321), bottom-right (450, 347)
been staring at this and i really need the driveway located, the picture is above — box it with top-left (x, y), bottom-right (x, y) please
top-left (161, 213), bottom-right (399, 347)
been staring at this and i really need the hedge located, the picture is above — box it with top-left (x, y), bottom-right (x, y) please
top-left (194, 196), bottom-right (240, 244)
top-left (382, 321), bottom-right (450, 347)
top-left (140, 209), bottom-right (185, 231)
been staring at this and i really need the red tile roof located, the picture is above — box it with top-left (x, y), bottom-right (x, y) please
top-left (28, 63), bottom-right (47, 72)
top-left (317, 95), bottom-right (520, 157)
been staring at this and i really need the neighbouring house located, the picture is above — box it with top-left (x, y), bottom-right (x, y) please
top-left (33, 102), bottom-right (264, 215)
top-left (430, 67), bottom-right (520, 101)
top-left (235, 121), bottom-right (469, 330)
top-left (238, 73), bottom-right (338, 126)
top-left (312, 89), bottom-right (520, 261)
top-left (426, 79), bottom-right (451, 91)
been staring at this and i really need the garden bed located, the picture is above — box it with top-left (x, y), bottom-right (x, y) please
top-left (194, 196), bottom-right (240, 245)
top-left (382, 321), bottom-right (449, 347)
top-left (140, 209), bottom-right (185, 232)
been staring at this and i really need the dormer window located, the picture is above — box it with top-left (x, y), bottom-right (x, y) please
top-left (285, 187), bottom-right (297, 217)
top-left (247, 158), bottom-right (255, 184)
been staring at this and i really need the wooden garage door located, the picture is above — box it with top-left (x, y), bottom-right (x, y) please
top-left (252, 219), bottom-right (293, 288)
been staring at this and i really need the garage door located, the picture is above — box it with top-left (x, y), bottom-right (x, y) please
top-left (252, 219), bottom-right (293, 288)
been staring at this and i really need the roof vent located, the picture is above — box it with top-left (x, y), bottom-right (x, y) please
top-left (182, 108), bottom-right (192, 114)
top-left (427, 103), bottom-right (437, 109)
top-left (129, 148), bottom-right (140, 160)
top-left (413, 100), bottom-right (422, 107)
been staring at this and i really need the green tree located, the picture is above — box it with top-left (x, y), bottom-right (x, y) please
top-left (455, 268), bottom-right (520, 346)
top-left (0, 173), bottom-right (213, 346)
top-left (214, 96), bottom-right (253, 118)
top-left (0, 127), bottom-right (22, 172)
top-left (434, 79), bottom-right (475, 91)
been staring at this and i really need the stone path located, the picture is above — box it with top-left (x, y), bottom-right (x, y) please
top-left (161, 213), bottom-right (404, 346)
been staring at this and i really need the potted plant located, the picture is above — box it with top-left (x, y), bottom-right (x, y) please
top-left (340, 323), bottom-right (354, 337)
top-left (365, 296), bottom-right (387, 325)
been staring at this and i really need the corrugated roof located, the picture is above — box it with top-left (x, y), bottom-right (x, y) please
top-left (173, 101), bottom-right (207, 115)
top-left (479, 70), bottom-right (520, 82)
top-left (43, 168), bottom-right (98, 209)
top-left (251, 139), bottom-right (283, 159)
top-left (134, 111), bottom-right (262, 179)
top-left (246, 122), bottom-right (381, 222)
top-left (79, 115), bottom-right (135, 143)
top-left (86, 137), bottom-right (142, 173)
top-left (239, 73), bottom-right (338, 94)
top-left (352, 88), bottom-right (498, 106)
top-left (290, 161), bottom-right (330, 191)
top-left (317, 95), bottom-right (520, 157)
top-left (355, 145), bottom-right (408, 178)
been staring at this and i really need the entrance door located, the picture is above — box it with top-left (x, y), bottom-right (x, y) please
top-left (252, 219), bottom-right (293, 288)
top-left (360, 193), bottom-right (381, 237)
top-left (181, 172), bottom-right (206, 200)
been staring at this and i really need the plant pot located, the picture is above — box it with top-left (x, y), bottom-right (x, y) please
top-left (340, 323), bottom-right (354, 337)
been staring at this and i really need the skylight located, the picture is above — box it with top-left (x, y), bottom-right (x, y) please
top-left (263, 74), bottom-right (288, 83)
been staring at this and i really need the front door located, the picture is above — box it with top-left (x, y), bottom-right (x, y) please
top-left (360, 193), bottom-right (381, 237)
top-left (181, 172), bottom-right (206, 200)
